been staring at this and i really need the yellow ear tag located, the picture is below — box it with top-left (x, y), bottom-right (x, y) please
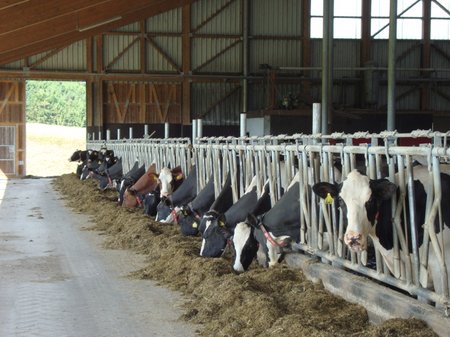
top-left (192, 222), bottom-right (198, 228)
top-left (175, 174), bottom-right (183, 181)
top-left (325, 193), bottom-right (334, 204)
top-left (219, 221), bottom-right (225, 227)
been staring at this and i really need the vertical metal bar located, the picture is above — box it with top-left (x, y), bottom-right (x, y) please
top-left (240, 113), bottom-right (247, 137)
top-left (322, 0), bottom-right (334, 134)
top-left (387, 0), bottom-right (397, 131)
top-left (406, 155), bottom-right (420, 286)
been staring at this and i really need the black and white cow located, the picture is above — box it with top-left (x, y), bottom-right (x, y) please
top-left (178, 175), bottom-right (216, 236)
top-left (312, 167), bottom-right (450, 296)
top-left (232, 182), bottom-right (274, 272)
top-left (232, 172), bottom-right (301, 272)
top-left (95, 157), bottom-right (123, 190)
top-left (155, 165), bottom-right (198, 222)
top-left (200, 177), bottom-right (258, 258)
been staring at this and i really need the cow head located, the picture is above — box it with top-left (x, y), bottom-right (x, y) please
top-left (199, 211), bottom-right (232, 258)
top-left (178, 206), bottom-right (202, 236)
top-left (122, 163), bottom-right (159, 208)
top-left (232, 214), bottom-right (259, 272)
top-left (312, 170), bottom-right (396, 252)
top-left (143, 188), bottom-right (161, 217)
top-left (155, 197), bottom-right (173, 222)
top-left (69, 149), bottom-right (87, 162)
top-left (159, 166), bottom-right (184, 198)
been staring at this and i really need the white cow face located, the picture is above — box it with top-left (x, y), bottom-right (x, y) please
top-left (158, 167), bottom-right (173, 197)
top-left (313, 170), bottom-right (396, 252)
top-left (232, 221), bottom-right (256, 272)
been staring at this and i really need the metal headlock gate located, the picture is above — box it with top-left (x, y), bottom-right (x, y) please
top-left (88, 129), bottom-right (450, 313)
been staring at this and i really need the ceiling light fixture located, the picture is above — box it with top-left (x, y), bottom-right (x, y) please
top-left (78, 16), bottom-right (122, 32)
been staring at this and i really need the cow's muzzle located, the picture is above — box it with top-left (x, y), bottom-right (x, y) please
top-left (344, 231), bottom-right (366, 251)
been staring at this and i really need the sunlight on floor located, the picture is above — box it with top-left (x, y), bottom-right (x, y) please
top-left (0, 169), bottom-right (7, 204)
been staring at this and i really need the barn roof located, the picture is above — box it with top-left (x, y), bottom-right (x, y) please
top-left (0, 0), bottom-right (190, 65)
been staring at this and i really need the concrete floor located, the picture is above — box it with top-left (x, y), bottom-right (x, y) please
top-left (0, 177), bottom-right (198, 337)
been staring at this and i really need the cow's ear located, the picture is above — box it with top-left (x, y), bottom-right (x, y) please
top-left (370, 179), bottom-right (397, 200)
top-left (312, 182), bottom-right (339, 200)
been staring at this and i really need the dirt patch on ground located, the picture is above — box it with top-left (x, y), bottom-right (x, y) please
top-left (53, 174), bottom-right (438, 337)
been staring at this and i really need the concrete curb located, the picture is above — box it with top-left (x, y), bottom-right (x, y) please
top-left (285, 252), bottom-right (449, 337)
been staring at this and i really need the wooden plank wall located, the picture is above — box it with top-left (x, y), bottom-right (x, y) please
top-left (103, 81), bottom-right (182, 125)
top-left (0, 80), bottom-right (26, 176)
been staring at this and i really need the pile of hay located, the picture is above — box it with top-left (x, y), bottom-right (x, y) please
top-left (53, 174), bottom-right (438, 337)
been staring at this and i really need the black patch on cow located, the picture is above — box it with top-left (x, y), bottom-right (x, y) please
top-left (375, 179), bottom-right (427, 251)
top-left (156, 198), bottom-right (172, 222)
top-left (143, 188), bottom-right (161, 217)
top-left (236, 226), bottom-right (259, 271)
top-left (439, 173), bottom-right (450, 232)
top-left (261, 182), bottom-right (301, 241)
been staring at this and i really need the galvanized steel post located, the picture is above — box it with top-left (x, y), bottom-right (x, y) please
top-left (387, 0), bottom-right (397, 131)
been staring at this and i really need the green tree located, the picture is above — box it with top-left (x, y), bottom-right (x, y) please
top-left (26, 80), bottom-right (86, 127)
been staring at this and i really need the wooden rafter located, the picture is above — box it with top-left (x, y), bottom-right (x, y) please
top-left (0, 0), bottom-right (192, 65)
top-left (193, 39), bottom-right (241, 73)
top-left (146, 35), bottom-right (182, 73)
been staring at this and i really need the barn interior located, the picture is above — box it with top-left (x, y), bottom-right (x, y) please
top-left (0, 0), bottom-right (449, 176)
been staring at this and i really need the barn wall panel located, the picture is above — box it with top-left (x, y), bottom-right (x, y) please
top-left (191, 38), bottom-right (241, 73)
top-left (249, 0), bottom-right (302, 74)
top-left (103, 35), bottom-right (140, 71)
top-left (146, 36), bottom-right (182, 73)
top-left (29, 40), bottom-right (86, 71)
top-left (103, 81), bottom-right (182, 125)
top-left (191, 0), bottom-right (242, 74)
top-left (191, 0), bottom-right (241, 35)
top-left (146, 7), bottom-right (182, 32)
top-left (191, 81), bottom-right (241, 125)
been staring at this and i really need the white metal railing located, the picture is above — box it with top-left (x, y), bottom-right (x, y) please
top-left (87, 130), bottom-right (450, 312)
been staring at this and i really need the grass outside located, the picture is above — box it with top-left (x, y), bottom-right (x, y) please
top-left (26, 123), bottom-right (86, 177)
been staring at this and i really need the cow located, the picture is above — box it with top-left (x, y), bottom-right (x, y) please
top-left (231, 172), bottom-right (301, 272)
top-left (312, 167), bottom-right (450, 297)
top-left (155, 165), bottom-right (198, 222)
top-left (117, 161), bottom-right (146, 205)
top-left (178, 175), bottom-right (216, 236)
top-left (142, 165), bottom-right (184, 216)
top-left (122, 163), bottom-right (160, 208)
top-left (198, 173), bottom-right (235, 256)
top-left (79, 149), bottom-right (102, 180)
top-left (199, 176), bottom-right (259, 258)
top-left (123, 164), bottom-right (184, 209)
top-left (69, 149), bottom-right (89, 178)
top-left (232, 182), bottom-right (276, 272)
top-left (96, 158), bottom-right (123, 190)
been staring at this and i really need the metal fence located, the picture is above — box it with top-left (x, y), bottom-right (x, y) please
top-left (88, 129), bottom-right (450, 313)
